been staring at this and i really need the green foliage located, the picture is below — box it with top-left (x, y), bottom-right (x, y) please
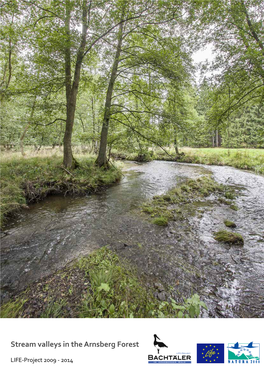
top-left (78, 247), bottom-right (206, 318)
top-left (221, 106), bottom-right (264, 149)
top-left (1, 0), bottom-right (263, 165)
top-left (192, 0), bottom-right (264, 124)
top-left (213, 230), bottom-right (244, 245)
top-left (170, 294), bottom-right (207, 318)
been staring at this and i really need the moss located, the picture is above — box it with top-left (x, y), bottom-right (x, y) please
top-left (152, 216), bottom-right (169, 226)
top-left (224, 220), bottom-right (237, 228)
top-left (142, 205), bottom-right (155, 214)
top-left (218, 197), bottom-right (232, 205)
top-left (213, 230), bottom-right (244, 245)
top-left (224, 191), bottom-right (236, 200)
top-left (142, 176), bottom-right (237, 225)
top-left (230, 204), bottom-right (239, 211)
top-left (181, 185), bottom-right (191, 193)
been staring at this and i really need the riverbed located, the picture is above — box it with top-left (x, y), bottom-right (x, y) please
top-left (1, 161), bottom-right (264, 317)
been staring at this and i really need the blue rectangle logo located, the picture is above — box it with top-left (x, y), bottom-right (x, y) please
top-left (197, 344), bottom-right (224, 363)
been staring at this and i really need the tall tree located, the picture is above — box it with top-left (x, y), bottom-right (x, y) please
top-left (193, 0), bottom-right (264, 124)
top-left (95, 0), bottom-right (192, 166)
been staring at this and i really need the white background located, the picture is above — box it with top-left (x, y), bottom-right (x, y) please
top-left (1, 318), bottom-right (263, 372)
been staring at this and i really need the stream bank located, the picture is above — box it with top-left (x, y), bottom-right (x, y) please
top-left (0, 155), bottom-right (121, 226)
top-left (0, 247), bottom-right (206, 318)
top-left (112, 148), bottom-right (264, 175)
top-left (1, 161), bottom-right (264, 317)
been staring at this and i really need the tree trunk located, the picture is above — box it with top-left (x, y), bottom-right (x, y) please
top-left (96, 18), bottom-right (124, 167)
top-left (173, 127), bottom-right (179, 155)
top-left (91, 96), bottom-right (97, 153)
top-left (20, 95), bottom-right (37, 156)
top-left (218, 131), bottom-right (222, 147)
top-left (63, 1), bottom-right (88, 169)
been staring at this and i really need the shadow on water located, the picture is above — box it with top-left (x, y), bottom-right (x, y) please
top-left (1, 161), bottom-right (264, 317)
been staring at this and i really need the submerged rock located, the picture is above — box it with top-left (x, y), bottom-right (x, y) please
top-left (224, 220), bottom-right (237, 228)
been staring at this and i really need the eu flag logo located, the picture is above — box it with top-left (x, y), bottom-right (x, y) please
top-left (197, 344), bottom-right (224, 363)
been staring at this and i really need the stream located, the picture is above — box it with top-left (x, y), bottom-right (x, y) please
top-left (1, 161), bottom-right (264, 317)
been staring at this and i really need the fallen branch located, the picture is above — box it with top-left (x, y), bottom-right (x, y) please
top-left (60, 166), bottom-right (74, 177)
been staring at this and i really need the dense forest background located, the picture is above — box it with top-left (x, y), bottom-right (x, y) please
top-left (1, 0), bottom-right (263, 167)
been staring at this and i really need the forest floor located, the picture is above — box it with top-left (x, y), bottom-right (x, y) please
top-left (0, 152), bottom-right (121, 227)
top-left (113, 147), bottom-right (264, 175)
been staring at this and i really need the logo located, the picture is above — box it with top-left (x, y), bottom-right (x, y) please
top-left (227, 342), bottom-right (260, 364)
top-left (148, 334), bottom-right (191, 364)
top-left (197, 344), bottom-right (224, 363)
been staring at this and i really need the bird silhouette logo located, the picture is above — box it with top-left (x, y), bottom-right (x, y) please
top-left (153, 334), bottom-right (168, 354)
top-left (227, 341), bottom-right (260, 362)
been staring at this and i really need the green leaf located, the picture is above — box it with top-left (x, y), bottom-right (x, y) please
top-left (97, 283), bottom-right (110, 292)
top-left (189, 305), bottom-right (196, 318)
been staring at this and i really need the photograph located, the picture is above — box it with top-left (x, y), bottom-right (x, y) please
top-left (0, 0), bottom-right (263, 370)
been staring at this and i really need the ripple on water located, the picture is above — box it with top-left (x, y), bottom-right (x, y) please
top-left (1, 161), bottom-right (264, 317)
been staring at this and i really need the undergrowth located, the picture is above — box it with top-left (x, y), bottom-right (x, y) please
top-left (0, 247), bottom-right (207, 318)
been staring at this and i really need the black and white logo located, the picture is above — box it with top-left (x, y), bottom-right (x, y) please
top-left (148, 334), bottom-right (192, 364)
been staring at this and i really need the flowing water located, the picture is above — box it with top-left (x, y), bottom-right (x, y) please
top-left (1, 161), bottom-right (264, 317)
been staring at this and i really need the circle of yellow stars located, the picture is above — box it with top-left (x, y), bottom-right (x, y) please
top-left (201, 345), bottom-right (220, 363)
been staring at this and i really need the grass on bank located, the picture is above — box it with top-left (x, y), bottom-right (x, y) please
top-left (0, 247), bottom-right (207, 318)
top-left (0, 155), bottom-right (121, 226)
top-left (180, 148), bottom-right (264, 174)
top-left (112, 147), bottom-right (264, 175)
